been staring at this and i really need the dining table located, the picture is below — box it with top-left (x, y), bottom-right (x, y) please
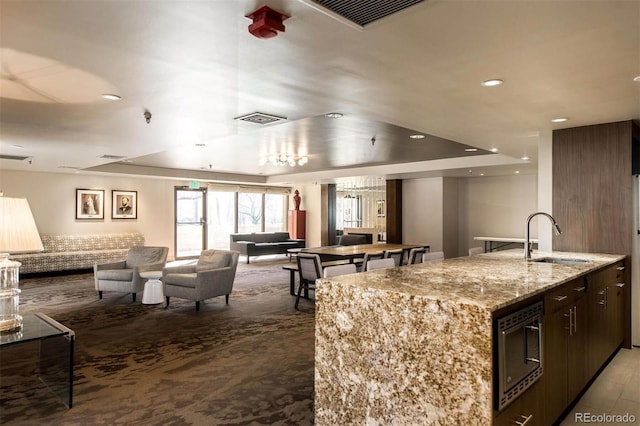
top-left (300, 242), bottom-right (427, 263)
top-left (282, 243), bottom-right (429, 296)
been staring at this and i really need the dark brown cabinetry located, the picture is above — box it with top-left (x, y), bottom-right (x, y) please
top-left (494, 379), bottom-right (544, 426)
top-left (498, 258), bottom-right (628, 425)
top-left (287, 210), bottom-right (306, 240)
top-left (543, 277), bottom-right (588, 425)
top-left (586, 261), bottom-right (626, 378)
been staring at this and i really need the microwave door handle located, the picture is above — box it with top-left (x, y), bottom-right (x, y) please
top-left (524, 321), bottom-right (541, 364)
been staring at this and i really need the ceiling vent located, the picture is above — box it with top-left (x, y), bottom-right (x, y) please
top-left (234, 112), bottom-right (286, 125)
top-left (100, 154), bottom-right (127, 160)
top-left (310, 0), bottom-right (426, 26)
top-left (0, 154), bottom-right (30, 161)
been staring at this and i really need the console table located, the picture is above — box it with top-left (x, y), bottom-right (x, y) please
top-left (0, 312), bottom-right (75, 408)
top-left (474, 236), bottom-right (538, 252)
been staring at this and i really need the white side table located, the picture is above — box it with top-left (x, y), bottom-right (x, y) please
top-left (140, 271), bottom-right (164, 304)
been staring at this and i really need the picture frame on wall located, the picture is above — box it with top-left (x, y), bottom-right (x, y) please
top-left (112, 190), bottom-right (137, 219)
top-left (76, 189), bottom-right (105, 220)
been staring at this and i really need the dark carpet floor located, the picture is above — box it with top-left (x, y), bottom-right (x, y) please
top-left (0, 256), bottom-right (315, 425)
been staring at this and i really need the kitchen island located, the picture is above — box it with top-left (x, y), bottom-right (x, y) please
top-left (314, 250), bottom-right (627, 425)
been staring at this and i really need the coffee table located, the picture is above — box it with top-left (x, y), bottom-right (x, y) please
top-left (0, 312), bottom-right (75, 408)
top-left (140, 270), bottom-right (164, 304)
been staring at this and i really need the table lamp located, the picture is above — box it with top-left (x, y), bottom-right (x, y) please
top-left (0, 197), bottom-right (43, 334)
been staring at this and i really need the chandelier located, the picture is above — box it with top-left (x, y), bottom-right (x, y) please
top-left (260, 153), bottom-right (308, 167)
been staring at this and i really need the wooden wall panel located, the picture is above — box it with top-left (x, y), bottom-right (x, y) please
top-left (552, 121), bottom-right (633, 254)
top-left (386, 179), bottom-right (402, 243)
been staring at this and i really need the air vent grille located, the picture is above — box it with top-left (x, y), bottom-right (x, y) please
top-left (311, 0), bottom-right (426, 26)
top-left (0, 154), bottom-right (30, 161)
top-left (234, 112), bottom-right (286, 125)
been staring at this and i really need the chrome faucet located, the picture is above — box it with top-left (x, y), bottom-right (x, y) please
top-left (525, 212), bottom-right (562, 259)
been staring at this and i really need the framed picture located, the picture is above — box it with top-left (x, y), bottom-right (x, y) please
top-left (112, 190), bottom-right (138, 219)
top-left (76, 189), bottom-right (105, 220)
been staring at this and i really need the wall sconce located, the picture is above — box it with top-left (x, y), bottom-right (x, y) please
top-left (0, 197), bottom-right (44, 334)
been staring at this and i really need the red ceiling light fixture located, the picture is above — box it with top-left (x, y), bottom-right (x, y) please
top-left (245, 6), bottom-right (289, 39)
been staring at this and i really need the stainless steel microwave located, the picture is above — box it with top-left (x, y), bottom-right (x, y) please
top-left (495, 301), bottom-right (544, 411)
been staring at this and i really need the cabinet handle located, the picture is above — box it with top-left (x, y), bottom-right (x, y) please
top-left (573, 286), bottom-right (586, 292)
top-left (616, 266), bottom-right (625, 271)
top-left (568, 307), bottom-right (574, 336)
top-left (514, 414), bottom-right (534, 425)
top-left (573, 306), bottom-right (577, 334)
top-left (616, 283), bottom-right (625, 288)
top-left (553, 295), bottom-right (568, 302)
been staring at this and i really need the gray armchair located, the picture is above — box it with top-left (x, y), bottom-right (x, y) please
top-left (94, 246), bottom-right (169, 302)
top-left (162, 249), bottom-right (240, 311)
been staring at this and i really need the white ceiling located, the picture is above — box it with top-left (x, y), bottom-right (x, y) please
top-left (1, 0), bottom-right (639, 185)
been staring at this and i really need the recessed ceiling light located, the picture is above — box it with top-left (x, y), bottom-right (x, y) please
top-left (515, 170), bottom-right (520, 174)
top-left (409, 134), bottom-right (425, 139)
top-left (465, 148), bottom-right (478, 152)
top-left (481, 79), bottom-right (503, 87)
top-left (634, 76), bottom-right (640, 82)
top-left (325, 112), bottom-right (343, 118)
top-left (102, 94), bottom-right (121, 101)
top-left (490, 148), bottom-right (499, 153)
top-left (10, 144), bottom-right (24, 149)
top-left (480, 173), bottom-right (485, 176)
top-left (521, 156), bottom-right (529, 161)
top-left (551, 117), bottom-right (568, 123)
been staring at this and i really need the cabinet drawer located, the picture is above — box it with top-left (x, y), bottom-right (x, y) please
top-left (596, 261), bottom-right (625, 286)
top-left (495, 379), bottom-right (544, 426)
top-left (545, 278), bottom-right (586, 314)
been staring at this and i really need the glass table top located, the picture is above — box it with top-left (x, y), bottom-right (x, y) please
top-left (0, 313), bottom-right (73, 346)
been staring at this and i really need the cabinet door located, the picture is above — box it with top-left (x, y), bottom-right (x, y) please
top-left (587, 276), bottom-right (608, 379)
top-left (544, 307), bottom-right (568, 425)
top-left (495, 378), bottom-right (544, 426)
top-left (567, 295), bottom-right (588, 402)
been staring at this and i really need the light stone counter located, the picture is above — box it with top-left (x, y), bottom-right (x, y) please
top-left (314, 249), bottom-right (625, 425)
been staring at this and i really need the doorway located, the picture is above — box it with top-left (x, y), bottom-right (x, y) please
top-left (175, 187), bottom-right (207, 259)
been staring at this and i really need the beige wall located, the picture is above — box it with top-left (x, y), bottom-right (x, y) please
top-left (402, 177), bottom-right (444, 252)
top-left (289, 182), bottom-right (322, 248)
top-left (1, 170), bottom-right (179, 259)
top-left (458, 174), bottom-right (538, 256)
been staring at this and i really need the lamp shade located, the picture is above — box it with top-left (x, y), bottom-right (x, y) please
top-left (0, 197), bottom-right (43, 253)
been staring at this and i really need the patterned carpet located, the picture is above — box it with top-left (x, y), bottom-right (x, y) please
top-left (0, 256), bottom-right (315, 425)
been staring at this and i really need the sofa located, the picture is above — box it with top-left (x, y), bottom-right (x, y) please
top-left (10, 233), bottom-right (145, 274)
top-left (229, 232), bottom-right (305, 263)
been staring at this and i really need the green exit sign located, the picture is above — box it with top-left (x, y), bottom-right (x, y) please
top-left (189, 181), bottom-right (200, 189)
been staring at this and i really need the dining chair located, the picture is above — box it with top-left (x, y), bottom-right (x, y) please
top-left (359, 251), bottom-right (384, 271)
top-left (295, 253), bottom-right (323, 309)
top-left (365, 258), bottom-right (396, 271)
top-left (323, 263), bottom-right (357, 278)
top-left (468, 246), bottom-right (484, 256)
top-left (423, 251), bottom-right (445, 262)
top-left (407, 247), bottom-right (427, 264)
top-left (383, 249), bottom-right (404, 266)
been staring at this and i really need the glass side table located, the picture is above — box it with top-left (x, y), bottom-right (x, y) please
top-left (0, 312), bottom-right (75, 408)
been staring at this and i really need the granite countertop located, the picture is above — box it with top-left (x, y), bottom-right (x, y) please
top-left (317, 249), bottom-right (625, 311)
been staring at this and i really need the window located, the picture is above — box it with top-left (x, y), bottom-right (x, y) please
top-left (177, 185), bottom-right (290, 254)
top-left (237, 192), bottom-right (263, 233)
top-left (265, 193), bottom-right (286, 232)
top-left (208, 191), bottom-right (235, 249)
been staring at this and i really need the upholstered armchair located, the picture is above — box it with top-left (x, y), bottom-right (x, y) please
top-left (162, 249), bottom-right (240, 311)
top-left (94, 246), bottom-right (169, 302)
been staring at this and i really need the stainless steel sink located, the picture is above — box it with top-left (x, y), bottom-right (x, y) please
top-left (532, 257), bottom-right (590, 265)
